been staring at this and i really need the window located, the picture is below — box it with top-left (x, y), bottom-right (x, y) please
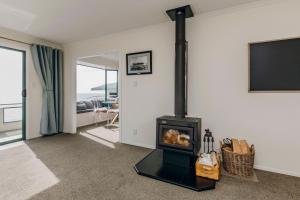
top-left (77, 65), bottom-right (118, 102)
top-left (106, 70), bottom-right (118, 100)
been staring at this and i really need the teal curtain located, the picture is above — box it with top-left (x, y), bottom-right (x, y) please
top-left (31, 44), bottom-right (63, 135)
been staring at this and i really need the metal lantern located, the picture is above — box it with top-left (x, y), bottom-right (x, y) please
top-left (203, 129), bottom-right (214, 153)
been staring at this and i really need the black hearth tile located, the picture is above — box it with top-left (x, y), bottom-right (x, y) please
top-left (134, 149), bottom-right (216, 192)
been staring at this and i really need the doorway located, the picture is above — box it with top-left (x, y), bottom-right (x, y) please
top-left (0, 46), bottom-right (26, 145)
top-left (76, 52), bottom-right (121, 147)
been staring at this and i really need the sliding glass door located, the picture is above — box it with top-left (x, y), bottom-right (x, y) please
top-left (0, 46), bottom-right (25, 145)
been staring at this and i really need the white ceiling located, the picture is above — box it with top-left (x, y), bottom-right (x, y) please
top-left (0, 0), bottom-right (260, 44)
top-left (78, 52), bottom-right (119, 69)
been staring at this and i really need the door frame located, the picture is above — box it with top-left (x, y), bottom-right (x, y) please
top-left (0, 45), bottom-right (26, 145)
top-left (75, 50), bottom-right (122, 142)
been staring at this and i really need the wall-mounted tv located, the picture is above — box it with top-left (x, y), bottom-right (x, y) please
top-left (249, 38), bottom-right (300, 91)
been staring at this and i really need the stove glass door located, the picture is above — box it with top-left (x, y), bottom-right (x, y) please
top-left (159, 125), bottom-right (193, 150)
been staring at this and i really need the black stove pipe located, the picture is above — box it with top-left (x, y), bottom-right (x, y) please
top-left (166, 5), bottom-right (193, 118)
top-left (174, 11), bottom-right (187, 118)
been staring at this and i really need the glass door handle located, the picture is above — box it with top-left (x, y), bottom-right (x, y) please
top-left (22, 89), bottom-right (27, 98)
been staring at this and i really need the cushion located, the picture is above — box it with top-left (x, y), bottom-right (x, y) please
top-left (77, 102), bottom-right (87, 111)
top-left (91, 100), bottom-right (101, 107)
top-left (94, 100), bottom-right (103, 108)
top-left (84, 101), bottom-right (94, 109)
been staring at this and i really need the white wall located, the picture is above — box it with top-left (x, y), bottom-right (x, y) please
top-left (0, 27), bottom-right (62, 139)
top-left (64, 0), bottom-right (300, 176)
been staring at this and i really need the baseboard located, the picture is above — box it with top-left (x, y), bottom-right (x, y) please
top-left (121, 140), bottom-right (155, 150)
top-left (26, 134), bottom-right (41, 140)
top-left (63, 128), bottom-right (76, 134)
top-left (254, 165), bottom-right (300, 178)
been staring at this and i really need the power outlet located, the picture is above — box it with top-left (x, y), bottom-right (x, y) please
top-left (133, 129), bottom-right (138, 136)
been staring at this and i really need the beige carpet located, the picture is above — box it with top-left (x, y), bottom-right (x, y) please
top-left (0, 142), bottom-right (59, 200)
top-left (79, 126), bottom-right (119, 143)
top-left (0, 133), bottom-right (299, 200)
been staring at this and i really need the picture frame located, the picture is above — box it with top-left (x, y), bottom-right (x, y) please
top-left (126, 51), bottom-right (152, 75)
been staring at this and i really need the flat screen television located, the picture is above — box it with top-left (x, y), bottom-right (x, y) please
top-left (249, 38), bottom-right (300, 91)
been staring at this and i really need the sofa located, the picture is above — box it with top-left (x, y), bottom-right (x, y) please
top-left (76, 100), bottom-right (117, 127)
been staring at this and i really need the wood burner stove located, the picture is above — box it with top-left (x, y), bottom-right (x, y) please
top-left (134, 5), bottom-right (216, 191)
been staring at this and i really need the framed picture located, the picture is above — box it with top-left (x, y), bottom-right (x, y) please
top-left (126, 51), bottom-right (152, 75)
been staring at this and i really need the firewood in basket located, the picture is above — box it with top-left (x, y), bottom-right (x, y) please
top-left (232, 138), bottom-right (242, 154)
top-left (240, 140), bottom-right (250, 154)
top-left (223, 147), bottom-right (233, 152)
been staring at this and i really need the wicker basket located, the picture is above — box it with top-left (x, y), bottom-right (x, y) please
top-left (221, 144), bottom-right (255, 177)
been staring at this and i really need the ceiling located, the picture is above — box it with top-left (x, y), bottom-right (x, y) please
top-left (0, 0), bottom-right (260, 44)
top-left (78, 52), bottom-right (119, 69)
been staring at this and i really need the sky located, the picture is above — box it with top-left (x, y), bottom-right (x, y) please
top-left (0, 48), bottom-right (22, 105)
top-left (76, 65), bottom-right (117, 93)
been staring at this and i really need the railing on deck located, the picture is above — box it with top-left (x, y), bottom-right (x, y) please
top-left (0, 103), bottom-right (22, 123)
